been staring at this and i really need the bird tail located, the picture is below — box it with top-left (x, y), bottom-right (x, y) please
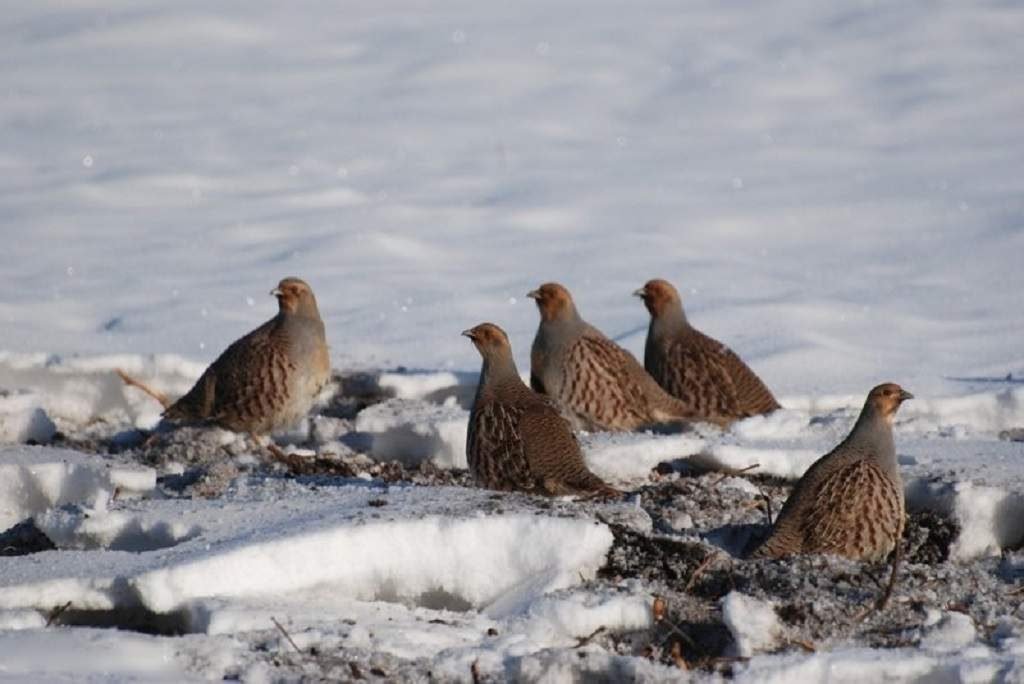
top-left (746, 532), bottom-right (788, 560)
top-left (115, 369), bottom-right (172, 410)
top-left (562, 472), bottom-right (623, 500)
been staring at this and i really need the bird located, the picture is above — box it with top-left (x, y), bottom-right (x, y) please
top-left (463, 322), bottom-right (619, 496)
top-left (749, 383), bottom-right (913, 561)
top-left (527, 282), bottom-right (722, 432)
top-left (161, 277), bottom-right (331, 435)
top-left (634, 278), bottom-right (780, 423)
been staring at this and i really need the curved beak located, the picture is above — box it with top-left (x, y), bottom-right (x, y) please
top-left (632, 287), bottom-right (647, 298)
top-left (270, 287), bottom-right (283, 297)
top-left (526, 289), bottom-right (541, 300)
top-left (461, 329), bottom-right (476, 340)
top-left (898, 389), bottom-right (914, 402)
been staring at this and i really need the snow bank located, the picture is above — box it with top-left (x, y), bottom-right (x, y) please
top-left (903, 389), bottom-right (1024, 436)
top-left (0, 391), bottom-right (56, 444)
top-left (582, 432), bottom-right (705, 486)
top-left (0, 353), bottom-right (204, 432)
top-left (0, 483), bottom-right (613, 622)
top-left (0, 446), bottom-right (155, 531)
top-left (353, 398), bottom-right (469, 468)
top-left (36, 504), bottom-right (202, 552)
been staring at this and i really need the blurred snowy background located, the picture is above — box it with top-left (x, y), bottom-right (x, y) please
top-left (2, 0), bottom-right (1022, 398)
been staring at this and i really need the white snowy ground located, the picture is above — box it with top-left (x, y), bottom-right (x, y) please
top-left (2, 0), bottom-right (1024, 681)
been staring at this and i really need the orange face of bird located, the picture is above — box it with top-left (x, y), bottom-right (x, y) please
top-left (271, 277), bottom-right (315, 314)
top-left (462, 323), bottom-right (511, 355)
top-left (867, 382), bottom-right (914, 420)
top-left (633, 278), bottom-right (681, 317)
top-left (526, 282), bottom-right (574, 321)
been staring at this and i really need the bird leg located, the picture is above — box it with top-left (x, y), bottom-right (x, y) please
top-left (874, 538), bottom-right (902, 611)
top-left (853, 540), bottom-right (903, 621)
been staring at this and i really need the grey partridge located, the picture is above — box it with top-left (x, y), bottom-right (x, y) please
top-left (749, 383), bottom-right (912, 561)
top-left (163, 277), bottom-right (330, 434)
top-left (635, 278), bottom-right (780, 423)
top-left (528, 282), bottom-right (722, 432)
top-left (464, 322), bottom-right (618, 496)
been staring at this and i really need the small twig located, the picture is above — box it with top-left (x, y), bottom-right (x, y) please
top-left (470, 659), bottom-right (482, 684)
top-left (115, 369), bottom-right (171, 409)
top-left (702, 655), bottom-right (750, 667)
top-left (575, 625), bottom-right (606, 647)
top-left (684, 551), bottom-right (721, 593)
top-left (652, 597), bottom-right (704, 655)
top-left (1009, 585), bottom-right (1024, 596)
top-left (652, 596), bottom-right (667, 622)
top-left (262, 437), bottom-right (289, 462)
top-left (670, 640), bottom-right (689, 670)
top-left (761, 487), bottom-right (774, 527)
top-left (710, 463), bottom-right (761, 487)
top-left (789, 638), bottom-right (816, 652)
top-left (45, 601), bottom-right (72, 627)
top-left (271, 616), bottom-right (302, 654)
top-left (861, 566), bottom-right (885, 589)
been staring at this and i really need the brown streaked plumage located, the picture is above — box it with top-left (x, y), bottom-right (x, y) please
top-left (464, 322), bottom-right (619, 496)
top-left (163, 277), bottom-right (330, 434)
top-left (528, 282), bottom-right (723, 432)
top-left (750, 383), bottom-right (912, 561)
top-left (635, 278), bottom-right (780, 424)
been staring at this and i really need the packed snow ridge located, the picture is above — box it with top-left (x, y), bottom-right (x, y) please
top-left (0, 471), bottom-right (614, 620)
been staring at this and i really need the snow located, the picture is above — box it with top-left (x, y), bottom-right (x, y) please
top-left (376, 370), bottom-right (475, 405)
top-left (3, 2), bottom-right (1023, 400)
top-left (735, 646), bottom-right (1024, 684)
top-left (0, 446), bottom-right (155, 531)
top-left (0, 465), bottom-right (657, 679)
top-left (905, 478), bottom-right (1024, 560)
top-left (581, 431), bottom-right (706, 487)
top-left (0, 478), bottom-right (612, 618)
top-left (2, 0), bottom-right (1024, 679)
top-left (0, 629), bottom-right (195, 682)
top-left (721, 591), bottom-right (784, 658)
top-left (0, 390), bottom-right (56, 444)
top-left (353, 398), bottom-right (469, 468)
top-left (918, 609), bottom-right (978, 653)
